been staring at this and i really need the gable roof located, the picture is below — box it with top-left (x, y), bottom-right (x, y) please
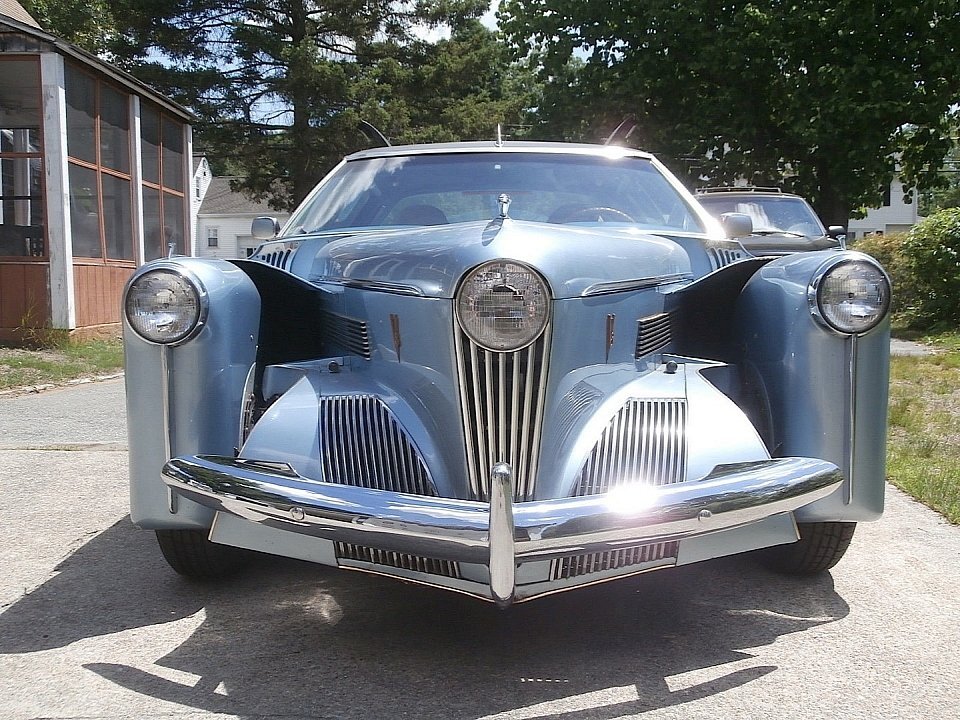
top-left (0, 0), bottom-right (39, 28)
top-left (200, 177), bottom-right (283, 216)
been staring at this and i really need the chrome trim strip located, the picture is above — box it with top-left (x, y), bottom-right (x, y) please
top-left (163, 455), bottom-right (842, 569)
top-left (581, 273), bottom-right (692, 297)
top-left (160, 345), bottom-right (178, 514)
top-left (313, 277), bottom-right (426, 297)
top-left (847, 334), bottom-right (858, 504)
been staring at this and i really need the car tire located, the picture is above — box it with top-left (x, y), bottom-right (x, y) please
top-left (155, 529), bottom-right (251, 579)
top-left (758, 521), bottom-right (857, 574)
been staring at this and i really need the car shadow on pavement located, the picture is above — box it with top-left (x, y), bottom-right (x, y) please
top-left (0, 518), bottom-right (850, 719)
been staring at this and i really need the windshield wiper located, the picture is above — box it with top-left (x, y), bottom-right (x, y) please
top-left (750, 229), bottom-right (807, 238)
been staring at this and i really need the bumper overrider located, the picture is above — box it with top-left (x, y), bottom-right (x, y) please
top-left (162, 455), bottom-right (842, 606)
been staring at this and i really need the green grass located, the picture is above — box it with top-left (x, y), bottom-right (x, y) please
top-left (887, 345), bottom-right (960, 524)
top-left (0, 338), bottom-right (124, 391)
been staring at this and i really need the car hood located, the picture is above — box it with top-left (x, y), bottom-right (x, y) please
top-left (302, 219), bottom-right (692, 299)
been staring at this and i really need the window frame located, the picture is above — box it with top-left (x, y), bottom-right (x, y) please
top-left (0, 55), bottom-right (47, 261)
top-left (65, 62), bottom-right (135, 264)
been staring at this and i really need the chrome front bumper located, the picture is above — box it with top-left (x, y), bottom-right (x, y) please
top-left (162, 455), bottom-right (842, 606)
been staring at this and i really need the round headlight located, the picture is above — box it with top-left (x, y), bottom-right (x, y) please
top-left (810, 257), bottom-right (890, 335)
top-left (125, 268), bottom-right (205, 344)
top-left (456, 260), bottom-right (550, 351)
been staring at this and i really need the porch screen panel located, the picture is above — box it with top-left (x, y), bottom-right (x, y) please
top-left (0, 57), bottom-right (45, 258)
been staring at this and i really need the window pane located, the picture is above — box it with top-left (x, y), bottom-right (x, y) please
top-left (140, 105), bottom-right (160, 185)
top-left (100, 85), bottom-right (130, 173)
top-left (162, 191), bottom-right (185, 255)
top-left (0, 155), bottom-right (45, 256)
top-left (0, 59), bottom-right (41, 142)
top-left (102, 174), bottom-right (132, 260)
top-left (69, 163), bottom-right (102, 257)
top-left (161, 117), bottom-right (184, 191)
top-left (65, 65), bottom-right (96, 164)
top-left (142, 186), bottom-right (162, 261)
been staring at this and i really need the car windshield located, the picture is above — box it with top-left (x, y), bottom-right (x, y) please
top-left (697, 194), bottom-right (826, 237)
top-left (285, 152), bottom-right (705, 235)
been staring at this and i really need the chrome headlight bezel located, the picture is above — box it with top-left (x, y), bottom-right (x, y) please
top-left (124, 264), bottom-right (208, 345)
top-left (808, 253), bottom-right (891, 336)
top-left (456, 260), bottom-right (551, 352)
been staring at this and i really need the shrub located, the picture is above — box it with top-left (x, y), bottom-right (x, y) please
top-left (852, 232), bottom-right (918, 317)
top-left (902, 208), bottom-right (960, 327)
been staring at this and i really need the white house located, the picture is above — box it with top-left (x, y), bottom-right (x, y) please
top-left (194, 172), bottom-right (290, 260)
top-left (847, 177), bottom-right (923, 239)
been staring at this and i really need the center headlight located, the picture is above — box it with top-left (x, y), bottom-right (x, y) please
top-left (809, 255), bottom-right (891, 335)
top-left (456, 260), bottom-right (550, 351)
top-left (125, 267), bottom-right (206, 344)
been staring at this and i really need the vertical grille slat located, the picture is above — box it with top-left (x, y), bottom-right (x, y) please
top-left (320, 395), bottom-right (436, 496)
top-left (335, 542), bottom-right (461, 579)
top-left (455, 327), bottom-right (551, 502)
top-left (573, 399), bottom-right (687, 496)
top-left (548, 540), bottom-right (679, 580)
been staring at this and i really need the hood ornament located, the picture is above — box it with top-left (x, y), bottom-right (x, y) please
top-left (498, 193), bottom-right (511, 219)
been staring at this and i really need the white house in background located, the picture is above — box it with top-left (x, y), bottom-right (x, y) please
top-left (194, 173), bottom-right (290, 259)
top-left (847, 177), bottom-right (923, 239)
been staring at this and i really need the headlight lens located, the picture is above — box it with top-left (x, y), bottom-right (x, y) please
top-left (457, 260), bottom-right (550, 351)
top-left (812, 258), bottom-right (890, 334)
top-left (125, 268), bottom-right (204, 344)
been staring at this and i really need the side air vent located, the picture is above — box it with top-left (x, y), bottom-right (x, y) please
top-left (320, 395), bottom-right (437, 496)
top-left (635, 312), bottom-right (672, 358)
top-left (252, 241), bottom-right (301, 271)
top-left (335, 543), bottom-right (462, 579)
top-left (549, 541), bottom-right (679, 580)
top-left (707, 243), bottom-right (747, 270)
top-left (573, 398), bottom-right (687, 496)
top-left (321, 311), bottom-right (371, 360)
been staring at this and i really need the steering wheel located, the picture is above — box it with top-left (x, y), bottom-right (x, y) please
top-left (554, 206), bottom-right (636, 223)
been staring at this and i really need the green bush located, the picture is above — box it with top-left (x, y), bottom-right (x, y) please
top-left (902, 208), bottom-right (960, 327)
top-left (852, 232), bottom-right (918, 317)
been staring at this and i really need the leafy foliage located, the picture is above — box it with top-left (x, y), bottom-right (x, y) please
top-left (851, 232), bottom-right (919, 318)
top-left (32, 0), bottom-right (535, 211)
top-left (499, 0), bottom-right (960, 225)
top-left (901, 208), bottom-right (960, 327)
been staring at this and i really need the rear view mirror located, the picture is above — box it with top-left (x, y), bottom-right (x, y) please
top-left (251, 217), bottom-right (281, 240)
top-left (720, 212), bottom-right (753, 239)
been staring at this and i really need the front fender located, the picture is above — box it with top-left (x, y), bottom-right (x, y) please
top-left (124, 258), bottom-right (261, 528)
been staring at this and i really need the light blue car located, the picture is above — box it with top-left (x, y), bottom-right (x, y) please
top-left (123, 141), bottom-right (890, 607)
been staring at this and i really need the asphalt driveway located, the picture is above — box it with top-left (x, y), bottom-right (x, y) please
top-left (1, 378), bottom-right (958, 719)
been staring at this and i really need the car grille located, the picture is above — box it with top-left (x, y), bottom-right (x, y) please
top-left (573, 398), bottom-right (687, 496)
top-left (549, 541), bottom-right (679, 580)
top-left (319, 395), bottom-right (437, 496)
top-left (635, 312), bottom-right (672, 358)
top-left (335, 542), bottom-right (462, 578)
top-left (454, 327), bottom-right (552, 502)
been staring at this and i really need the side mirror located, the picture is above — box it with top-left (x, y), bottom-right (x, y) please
top-left (827, 225), bottom-right (847, 249)
top-left (719, 212), bottom-right (753, 239)
top-left (251, 216), bottom-right (281, 240)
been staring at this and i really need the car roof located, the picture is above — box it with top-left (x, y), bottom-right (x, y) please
top-left (696, 187), bottom-right (805, 199)
top-left (346, 141), bottom-right (656, 162)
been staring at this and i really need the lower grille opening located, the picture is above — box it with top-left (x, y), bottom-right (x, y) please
top-left (549, 541), bottom-right (679, 580)
top-left (335, 542), bottom-right (462, 579)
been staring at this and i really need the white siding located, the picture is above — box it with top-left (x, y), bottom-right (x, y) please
top-left (196, 214), bottom-right (288, 260)
top-left (848, 178), bottom-right (922, 238)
